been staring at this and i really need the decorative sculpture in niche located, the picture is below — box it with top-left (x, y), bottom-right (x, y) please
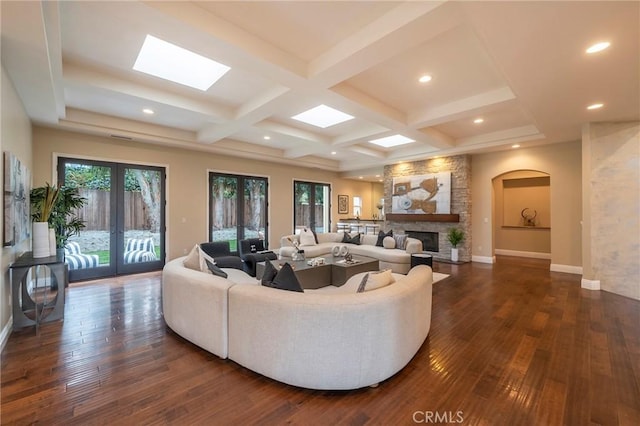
top-left (521, 208), bottom-right (537, 226)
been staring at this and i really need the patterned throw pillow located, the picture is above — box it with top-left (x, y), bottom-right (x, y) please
top-left (356, 269), bottom-right (395, 293)
top-left (393, 234), bottom-right (408, 250)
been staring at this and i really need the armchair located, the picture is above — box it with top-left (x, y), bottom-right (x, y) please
top-left (238, 238), bottom-right (277, 277)
top-left (64, 241), bottom-right (99, 270)
top-left (124, 238), bottom-right (157, 264)
top-left (199, 241), bottom-right (244, 270)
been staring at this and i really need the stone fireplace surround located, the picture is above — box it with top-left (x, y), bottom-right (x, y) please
top-left (383, 155), bottom-right (472, 262)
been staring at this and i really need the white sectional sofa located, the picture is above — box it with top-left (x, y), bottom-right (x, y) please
top-left (162, 257), bottom-right (258, 358)
top-left (279, 232), bottom-right (423, 274)
top-left (162, 256), bottom-right (433, 390)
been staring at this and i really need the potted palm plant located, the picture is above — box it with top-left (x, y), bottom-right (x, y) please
top-left (30, 183), bottom-right (59, 257)
top-left (31, 184), bottom-right (86, 256)
top-left (447, 227), bottom-right (465, 262)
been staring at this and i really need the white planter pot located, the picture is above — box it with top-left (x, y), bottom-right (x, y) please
top-left (48, 228), bottom-right (57, 256)
top-left (451, 248), bottom-right (459, 262)
top-left (32, 222), bottom-right (51, 258)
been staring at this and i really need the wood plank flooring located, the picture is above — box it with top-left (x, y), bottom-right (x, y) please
top-left (2, 257), bottom-right (639, 425)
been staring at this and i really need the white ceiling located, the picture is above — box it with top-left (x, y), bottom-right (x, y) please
top-left (2, 1), bottom-right (638, 181)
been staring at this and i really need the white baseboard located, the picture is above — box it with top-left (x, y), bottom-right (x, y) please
top-left (494, 249), bottom-right (551, 259)
top-left (0, 316), bottom-right (13, 353)
top-left (550, 264), bottom-right (583, 275)
top-left (472, 255), bottom-right (495, 264)
top-left (581, 278), bottom-right (601, 290)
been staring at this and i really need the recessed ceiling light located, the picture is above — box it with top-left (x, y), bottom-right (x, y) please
top-left (418, 74), bottom-right (432, 83)
top-left (512, 144), bottom-right (521, 148)
top-left (133, 34), bottom-right (230, 91)
top-left (587, 103), bottom-right (604, 110)
top-left (142, 108), bottom-right (154, 115)
top-left (359, 176), bottom-right (363, 179)
top-left (291, 104), bottom-right (354, 128)
top-left (331, 151), bottom-right (337, 155)
top-left (378, 179), bottom-right (383, 182)
top-left (369, 135), bottom-right (415, 148)
top-left (473, 118), bottom-right (484, 124)
top-left (586, 41), bottom-right (611, 54)
top-left (263, 136), bottom-right (271, 140)
top-left (375, 175), bottom-right (380, 178)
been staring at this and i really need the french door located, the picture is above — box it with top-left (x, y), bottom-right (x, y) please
top-left (293, 181), bottom-right (331, 234)
top-left (209, 172), bottom-right (268, 253)
top-left (58, 158), bottom-right (165, 281)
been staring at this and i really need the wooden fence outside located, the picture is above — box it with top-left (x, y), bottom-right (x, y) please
top-left (76, 189), bottom-right (153, 231)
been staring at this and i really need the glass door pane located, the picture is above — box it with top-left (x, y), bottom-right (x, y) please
top-left (315, 185), bottom-right (330, 233)
top-left (243, 178), bottom-right (266, 240)
top-left (210, 175), bottom-right (239, 252)
top-left (60, 160), bottom-right (116, 280)
top-left (121, 167), bottom-right (163, 268)
top-left (294, 182), bottom-right (311, 234)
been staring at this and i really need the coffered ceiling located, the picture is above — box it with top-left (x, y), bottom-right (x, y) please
top-left (2, 1), bottom-right (638, 180)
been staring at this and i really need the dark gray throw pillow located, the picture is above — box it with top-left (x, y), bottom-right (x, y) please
top-left (261, 260), bottom-right (278, 287)
top-left (375, 229), bottom-right (393, 247)
top-left (341, 232), bottom-right (352, 243)
top-left (205, 260), bottom-right (228, 278)
top-left (347, 233), bottom-right (361, 245)
top-left (271, 262), bottom-right (304, 293)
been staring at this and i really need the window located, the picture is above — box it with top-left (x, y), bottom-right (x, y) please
top-left (294, 181), bottom-right (330, 234)
top-left (209, 173), bottom-right (268, 253)
top-left (353, 196), bottom-right (362, 217)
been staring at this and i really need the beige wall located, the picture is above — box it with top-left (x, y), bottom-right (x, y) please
top-left (582, 122), bottom-right (639, 300)
top-left (493, 170), bottom-right (551, 255)
top-left (1, 66), bottom-right (33, 344)
top-left (472, 141), bottom-right (582, 269)
top-left (31, 126), bottom-right (374, 259)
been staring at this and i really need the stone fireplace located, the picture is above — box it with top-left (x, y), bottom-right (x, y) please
top-left (383, 155), bottom-right (472, 262)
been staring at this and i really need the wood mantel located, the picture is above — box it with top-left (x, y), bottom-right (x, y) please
top-left (385, 213), bottom-right (460, 222)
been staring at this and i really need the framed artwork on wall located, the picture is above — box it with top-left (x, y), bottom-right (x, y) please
top-left (3, 151), bottom-right (31, 246)
top-left (391, 172), bottom-right (451, 214)
top-left (338, 194), bottom-right (349, 214)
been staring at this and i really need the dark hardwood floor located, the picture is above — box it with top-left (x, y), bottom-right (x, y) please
top-left (2, 257), bottom-right (639, 425)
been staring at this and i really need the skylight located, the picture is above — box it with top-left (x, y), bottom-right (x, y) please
top-left (133, 35), bottom-right (230, 91)
top-left (369, 135), bottom-right (415, 148)
top-left (291, 105), bottom-right (354, 128)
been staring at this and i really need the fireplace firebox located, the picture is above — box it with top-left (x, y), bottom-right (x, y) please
top-left (406, 231), bottom-right (439, 252)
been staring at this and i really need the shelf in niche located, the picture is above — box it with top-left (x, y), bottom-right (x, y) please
top-left (502, 225), bottom-right (551, 230)
top-left (385, 214), bottom-right (460, 223)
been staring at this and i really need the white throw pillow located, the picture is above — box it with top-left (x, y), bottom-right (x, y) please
top-left (182, 244), bottom-right (216, 273)
top-left (383, 236), bottom-right (396, 249)
top-left (299, 228), bottom-right (317, 246)
top-left (183, 245), bottom-right (201, 271)
top-left (357, 269), bottom-right (395, 292)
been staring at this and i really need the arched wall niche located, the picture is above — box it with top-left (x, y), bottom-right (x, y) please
top-left (492, 169), bottom-right (551, 259)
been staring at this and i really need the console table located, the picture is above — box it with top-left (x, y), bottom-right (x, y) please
top-left (10, 251), bottom-right (67, 331)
